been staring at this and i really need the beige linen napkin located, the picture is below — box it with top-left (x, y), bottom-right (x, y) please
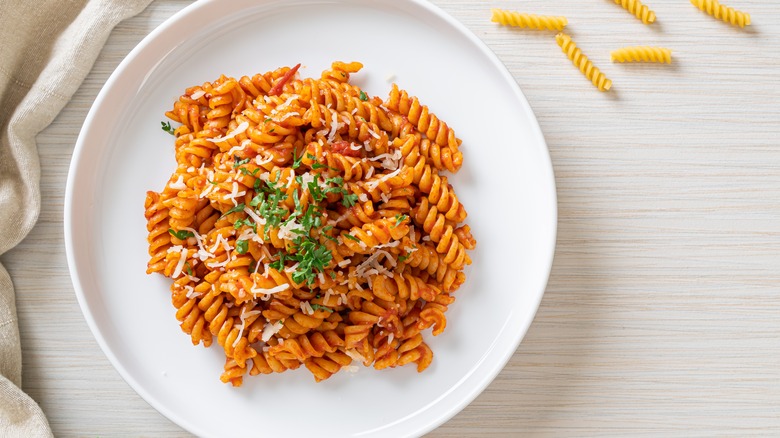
top-left (0, 0), bottom-right (154, 436)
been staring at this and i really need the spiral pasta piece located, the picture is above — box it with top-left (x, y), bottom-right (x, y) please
top-left (690, 0), bottom-right (750, 28)
top-left (146, 62), bottom-right (476, 386)
top-left (490, 9), bottom-right (567, 31)
top-left (385, 84), bottom-right (462, 160)
top-left (614, 0), bottom-right (656, 24)
top-left (611, 46), bottom-right (672, 64)
top-left (555, 33), bottom-right (613, 92)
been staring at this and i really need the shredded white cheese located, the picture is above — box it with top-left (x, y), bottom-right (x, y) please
top-left (171, 246), bottom-right (188, 279)
top-left (345, 348), bottom-right (367, 364)
top-left (169, 175), bottom-right (186, 190)
top-left (250, 283), bottom-right (289, 297)
top-left (261, 320), bottom-right (284, 342)
top-left (190, 89), bottom-right (206, 99)
top-left (365, 166), bottom-right (402, 190)
top-left (211, 121), bottom-right (249, 143)
top-left (300, 301), bottom-right (315, 316)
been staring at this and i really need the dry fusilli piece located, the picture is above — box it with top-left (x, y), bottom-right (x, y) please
top-left (490, 9), bottom-right (567, 31)
top-left (690, 0), bottom-right (750, 28)
top-left (555, 33), bottom-right (613, 92)
top-left (614, 0), bottom-right (656, 24)
top-left (611, 46), bottom-right (672, 63)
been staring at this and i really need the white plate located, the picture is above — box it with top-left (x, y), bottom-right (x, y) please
top-left (65, 0), bottom-right (557, 436)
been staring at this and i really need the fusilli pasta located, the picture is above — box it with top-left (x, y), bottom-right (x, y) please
top-left (690, 0), bottom-right (750, 28)
top-left (613, 0), bottom-right (656, 24)
top-left (555, 33), bottom-right (613, 92)
top-left (491, 9), bottom-right (568, 31)
top-left (145, 62), bottom-right (475, 385)
top-left (611, 46), bottom-right (672, 63)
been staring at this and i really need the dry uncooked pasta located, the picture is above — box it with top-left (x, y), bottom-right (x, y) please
top-left (555, 33), bottom-right (613, 92)
top-left (145, 61), bottom-right (475, 386)
top-left (690, 0), bottom-right (750, 28)
top-left (613, 0), bottom-right (656, 24)
top-left (611, 46), bottom-right (672, 63)
top-left (491, 9), bottom-right (567, 31)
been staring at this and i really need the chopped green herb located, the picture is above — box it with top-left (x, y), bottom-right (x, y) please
top-left (221, 203), bottom-right (246, 218)
top-left (208, 180), bottom-right (218, 186)
top-left (161, 121), bottom-right (175, 135)
top-left (233, 218), bottom-right (257, 233)
top-left (235, 239), bottom-right (249, 254)
top-left (341, 193), bottom-right (359, 208)
top-left (397, 254), bottom-right (409, 263)
top-left (292, 148), bottom-right (304, 169)
top-left (264, 117), bottom-right (272, 123)
top-left (343, 233), bottom-right (360, 242)
top-left (311, 162), bottom-right (329, 171)
top-left (394, 214), bottom-right (409, 226)
top-left (184, 261), bottom-right (193, 276)
top-left (239, 167), bottom-right (261, 176)
top-left (233, 156), bottom-right (250, 168)
top-left (168, 229), bottom-right (194, 240)
top-left (311, 304), bottom-right (334, 313)
top-left (359, 90), bottom-right (368, 101)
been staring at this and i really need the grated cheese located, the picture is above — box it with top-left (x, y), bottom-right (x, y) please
top-left (365, 166), bottom-right (402, 190)
top-left (250, 283), bottom-right (289, 297)
top-left (261, 320), bottom-right (284, 342)
top-left (345, 348), bottom-right (367, 364)
top-left (227, 140), bottom-right (250, 157)
top-left (300, 301), bottom-right (315, 315)
top-left (171, 246), bottom-right (188, 278)
top-left (190, 89), bottom-right (206, 99)
top-left (211, 121), bottom-right (249, 143)
top-left (169, 175), bottom-right (186, 190)
top-left (327, 111), bottom-right (341, 143)
top-left (224, 181), bottom-right (246, 206)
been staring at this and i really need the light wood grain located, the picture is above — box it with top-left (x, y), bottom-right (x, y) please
top-left (3, 0), bottom-right (779, 436)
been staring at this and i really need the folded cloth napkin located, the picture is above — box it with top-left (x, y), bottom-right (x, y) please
top-left (0, 0), bottom-right (154, 436)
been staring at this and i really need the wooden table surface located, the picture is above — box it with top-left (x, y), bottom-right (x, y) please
top-left (3, 0), bottom-right (779, 436)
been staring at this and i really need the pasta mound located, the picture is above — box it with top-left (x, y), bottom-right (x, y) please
top-left (144, 61), bottom-right (476, 385)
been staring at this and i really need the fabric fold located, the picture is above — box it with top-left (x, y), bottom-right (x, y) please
top-left (0, 0), bottom-right (156, 436)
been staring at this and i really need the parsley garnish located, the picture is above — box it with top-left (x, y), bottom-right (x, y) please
top-left (343, 233), bottom-right (360, 242)
top-left (311, 304), bottom-right (334, 313)
top-left (394, 214), bottom-right (409, 226)
top-left (239, 167), bottom-right (261, 176)
top-left (168, 229), bottom-right (194, 240)
top-left (311, 162), bottom-right (337, 171)
top-left (359, 91), bottom-right (368, 101)
top-left (233, 156), bottom-right (250, 168)
top-left (233, 218), bottom-right (257, 233)
top-left (397, 254), bottom-right (409, 263)
top-left (341, 193), bottom-right (359, 207)
top-left (235, 239), bottom-right (249, 254)
top-left (292, 148), bottom-right (304, 169)
top-left (161, 121), bottom-right (175, 135)
top-left (220, 203), bottom-right (246, 218)
top-left (185, 261), bottom-right (193, 276)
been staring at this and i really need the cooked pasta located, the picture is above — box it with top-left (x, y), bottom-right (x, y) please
top-left (611, 46), bottom-right (672, 63)
top-left (613, 0), bottom-right (656, 24)
top-left (555, 33), bottom-right (613, 92)
top-left (145, 61), bottom-right (475, 386)
top-left (490, 9), bottom-right (568, 31)
top-left (690, 0), bottom-right (750, 28)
